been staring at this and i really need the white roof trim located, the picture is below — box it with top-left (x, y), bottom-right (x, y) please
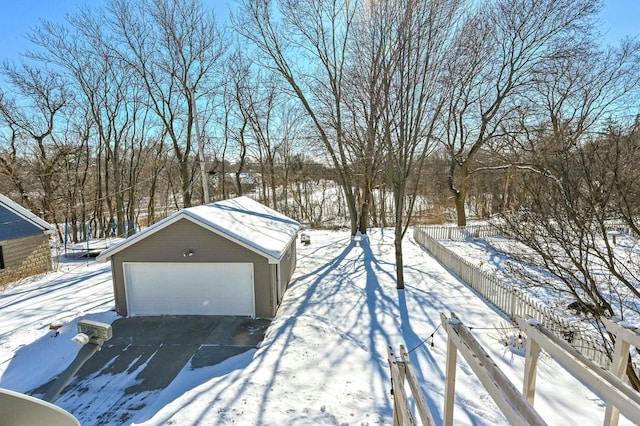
top-left (0, 193), bottom-right (55, 234)
top-left (97, 197), bottom-right (299, 264)
top-left (96, 213), bottom-right (196, 262)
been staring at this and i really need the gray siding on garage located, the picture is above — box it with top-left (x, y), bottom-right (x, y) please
top-left (110, 218), bottom-right (275, 317)
top-left (277, 240), bottom-right (296, 304)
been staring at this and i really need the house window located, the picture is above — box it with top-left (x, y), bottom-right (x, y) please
top-left (0, 246), bottom-right (4, 269)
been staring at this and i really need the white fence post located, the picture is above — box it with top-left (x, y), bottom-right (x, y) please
top-left (441, 312), bottom-right (547, 426)
top-left (510, 289), bottom-right (517, 319)
top-left (517, 316), bottom-right (640, 425)
top-left (387, 346), bottom-right (414, 426)
top-left (602, 318), bottom-right (640, 426)
top-left (443, 317), bottom-right (458, 426)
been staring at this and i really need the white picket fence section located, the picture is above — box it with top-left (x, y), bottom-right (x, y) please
top-left (417, 222), bottom-right (633, 241)
top-left (415, 224), bottom-right (500, 240)
top-left (413, 225), bottom-right (612, 368)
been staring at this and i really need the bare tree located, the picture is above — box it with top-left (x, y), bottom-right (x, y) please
top-left (0, 94), bottom-right (34, 211)
top-left (495, 38), bottom-right (640, 387)
top-left (27, 9), bottom-right (157, 237)
top-left (242, 76), bottom-right (301, 210)
top-left (371, 0), bottom-right (464, 288)
top-left (235, 0), bottom-right (376, 235)
top-left (497, 125), bottom-right (640, 389)
top-left (143, 130), bottom-right (170, 224)
top-left (221, 51), bottom-right (253, 199)
top-left (442, 0), bottom-right (599, 226)
top-left (107, 0), bottom-right (227, 208)
top-left (0, 64), bottom-right (70, 227)
top-left (340, 0), bottom-right (390, 234)
top-left (48, 112), bottom-right (92, 243)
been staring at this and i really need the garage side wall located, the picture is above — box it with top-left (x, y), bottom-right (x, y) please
top-left (278, 240), bottom-right (297, 301)
top-left (110, 218), bottom-right (274, 317)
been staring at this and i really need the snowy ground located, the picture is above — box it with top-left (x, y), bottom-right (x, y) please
top-left (445, 233), bottom-right (640, 326)
top-left (0, 229), bottom-right (634, 425)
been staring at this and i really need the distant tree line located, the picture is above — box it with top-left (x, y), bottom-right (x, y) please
top-left (1, 0), bottom-right (639, 288)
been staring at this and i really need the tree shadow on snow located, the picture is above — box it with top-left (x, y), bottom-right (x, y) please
top-left (133, 236), bottom-right (361, 425)
top-left (0, 310), bottom-right (117, 395)
top-left (184, 232), bottom-right (433, 425)
top-left (361, 235), bottom-right (445, 425)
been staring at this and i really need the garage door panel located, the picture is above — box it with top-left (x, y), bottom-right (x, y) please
top-left (124, 262), bottom-right (255, 316)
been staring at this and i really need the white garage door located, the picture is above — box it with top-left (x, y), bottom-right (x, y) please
top-left (123, 262), bottom-right (255, 317)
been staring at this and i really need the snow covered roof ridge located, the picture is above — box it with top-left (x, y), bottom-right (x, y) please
top-left (97, 196), bottom-right (300, 263)
top-left (184, 196), bottom-right (300, 260)
top-left (193, 196), bottom-right (299, 230)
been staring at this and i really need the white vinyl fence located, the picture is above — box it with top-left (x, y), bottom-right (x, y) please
top-left (415, 224), bottom-right (500, 240)
top-left (413, 225), bottom-right (612, 368)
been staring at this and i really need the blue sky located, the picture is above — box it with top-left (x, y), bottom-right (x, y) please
top-left (0, 0), bottom-right (638, 62)
top-left (599, 0), bottom-right (640, 42)
top-left (0, 0), bottom-right (236, 62)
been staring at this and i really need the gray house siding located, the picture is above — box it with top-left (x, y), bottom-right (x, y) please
top-left (110, 218), bottom-right (276, 317)
top-left (0, 234), bottom-right (52, 286)
top-left (0, 194), bottom-right (55, 286)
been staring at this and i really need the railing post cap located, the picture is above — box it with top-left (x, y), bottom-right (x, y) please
top-left (526, 318), bottom-right (541, 327)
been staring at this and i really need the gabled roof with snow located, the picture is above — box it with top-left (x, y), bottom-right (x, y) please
top-left (0, 194), bottom-right (55, 240)
top-left (97, 196), bottom-right (300, 264)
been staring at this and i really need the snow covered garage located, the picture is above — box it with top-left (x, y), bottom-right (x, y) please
top-left (97, 196), bottom-right (300, 318)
